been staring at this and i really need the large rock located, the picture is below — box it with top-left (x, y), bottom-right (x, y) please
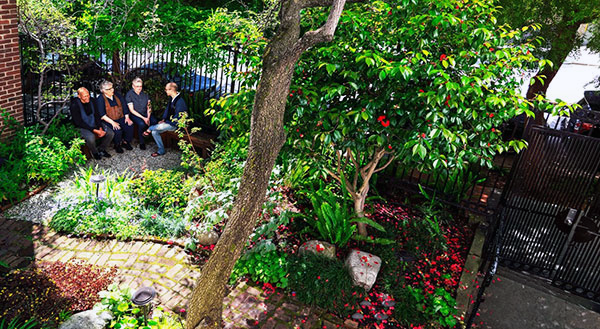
top-left (345, 250), bottom-right (381, 291)
top-left (59, 310), bottom-right (112, 329)
top-left (299, 240), bottom-right (336, 259)
top-left (196, 230), bottom-right (219, 245)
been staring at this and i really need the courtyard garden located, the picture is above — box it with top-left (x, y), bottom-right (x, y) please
top-left (1, 0), bottom-right (586, 328)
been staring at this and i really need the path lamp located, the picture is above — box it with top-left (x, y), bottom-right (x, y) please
top-left (90, 174), bottom-right (106, 199)
top-left (131, 286), bottom-right (156, 326)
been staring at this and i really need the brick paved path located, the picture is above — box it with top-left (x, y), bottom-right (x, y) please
top-left (0, 218), bottom-right (356, 328)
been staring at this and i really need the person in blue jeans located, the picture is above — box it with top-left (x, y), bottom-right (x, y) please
top-left (125, 77), bottom-right (158, 150)
top-left (96, 80), bottom-right (134, 153)
top-left (146, 82), bottom-right (188, 157)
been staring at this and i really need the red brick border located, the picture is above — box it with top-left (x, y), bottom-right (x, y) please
top-left (0, 0), bottom-right (24, 139)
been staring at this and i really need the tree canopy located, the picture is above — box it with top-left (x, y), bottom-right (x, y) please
top-left (497, 0), bottom-right (600, 98)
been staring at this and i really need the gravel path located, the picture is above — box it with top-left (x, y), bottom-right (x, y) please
top-left (2, 140), bottom-right (183, 223)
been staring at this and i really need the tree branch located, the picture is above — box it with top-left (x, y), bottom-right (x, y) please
top-left (374, 154), bottom-right (395, 173)
top-left (292, 0), bottom-right (347, 54)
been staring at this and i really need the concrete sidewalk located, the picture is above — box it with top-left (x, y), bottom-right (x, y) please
top-left (476, 268), bottom-right (600, 329)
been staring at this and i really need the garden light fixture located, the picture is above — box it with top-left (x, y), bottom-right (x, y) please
top-left (131, 286), bottom-right (156, 326)
top-left (90, 174), bottom-right (106, 199)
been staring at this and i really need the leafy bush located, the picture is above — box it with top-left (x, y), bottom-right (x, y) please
top-left (0, 261), bottom-right (116, 328)
top-left (95, 284), bottom-right (184, 329)
top-left (24, 135), bottom-right (85, 183)
top-left (50, 199), bottom-right (140, 239)
top-left (55, 167), bottom-right (136, 208)
top-left (287, 253), bottom-right (362, 316)
top-left (397, 286), bottom-right (458, 328)
top-left (0, 113), bottom-right (85, 204)
top-left (139, 207), bottom-right (187, 238)
top-left (303, 186), bottom-right (385, 248)
top-left (131, 169), bottom-right (195, 215)
top-left (231, 244), bottom-right (289, 288)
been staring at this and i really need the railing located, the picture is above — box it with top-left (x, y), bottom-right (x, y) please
top-left (19, 36), bottom-right (247, 133)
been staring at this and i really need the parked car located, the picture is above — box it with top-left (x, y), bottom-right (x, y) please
top-left (126, 62), bottom-right (223, 99)
top-left (565, 90), bottom-right (600, 137)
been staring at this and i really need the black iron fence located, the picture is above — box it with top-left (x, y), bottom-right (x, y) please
top-left (19, 36), bottom-right (247, 133)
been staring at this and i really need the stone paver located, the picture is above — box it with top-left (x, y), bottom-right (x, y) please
top-left (0, 218), bottom-right (357, 328)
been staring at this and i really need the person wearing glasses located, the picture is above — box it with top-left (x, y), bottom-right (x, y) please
top-left (126, 78), bottom-right (157, 150)
top-left (96, 80), bottom-right (134, 153)
top-left (146, 82), bottom-right (187, 157)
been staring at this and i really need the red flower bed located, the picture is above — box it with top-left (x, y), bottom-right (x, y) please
top-left (341, 202), bottom-right (473, 328)
top-left (0, 261), bottom-right (116, 328)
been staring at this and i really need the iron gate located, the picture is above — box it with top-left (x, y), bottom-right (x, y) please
top-left (497, 126), bottom-right (600, 302)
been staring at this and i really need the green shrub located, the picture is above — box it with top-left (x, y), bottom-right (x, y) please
top-left (139, 207), bottom-right (187, 238)
top-left (23, 135), bottom-right (85, 183)
top-left (303, 185), bottom-right (385, 248)
top-left (95, 284), bottom-right (183, 329)
top-left (231, 245), bottom-right (289, 288)
top-left (50, 200), bottom-right (140, 239)
top-left (131, 169), bottom-right (195, 214)
top-left (287, 253), bottom-right (362, 316)
top-left (0, 116), bottom-right (84, 204)
top-left (396, 286), bottom-right (458, 328)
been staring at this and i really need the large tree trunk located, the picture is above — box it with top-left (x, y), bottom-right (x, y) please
top-left (186, 1), bottom-right (349, 328)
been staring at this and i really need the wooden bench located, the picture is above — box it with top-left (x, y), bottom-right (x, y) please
top-left (162, 131), bottom-right (215, 158)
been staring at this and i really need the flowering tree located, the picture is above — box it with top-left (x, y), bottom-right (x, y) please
top-left (213, 0), bottom-right (567, 236)
top-left (282, 0), bottom-right (567, 235)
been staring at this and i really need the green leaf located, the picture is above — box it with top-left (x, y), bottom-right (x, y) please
top-left (326, 64), bottom-right (336, 75)
top-left (117, 302), bottom-right (129, 312)
top-left (379, 70), bottom-right (386, 80)
top-left (417, 144), bottom-right (427, 159)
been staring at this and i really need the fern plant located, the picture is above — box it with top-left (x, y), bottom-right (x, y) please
top-left (305, 186), bottom-right (386, 248)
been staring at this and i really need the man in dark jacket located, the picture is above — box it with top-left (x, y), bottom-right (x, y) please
top-left (96, 80), bottom-right (134, 153)
top-left (146, 82), bottom-right (188, 157)
top-left (70, 87), bottom-right (114, 160)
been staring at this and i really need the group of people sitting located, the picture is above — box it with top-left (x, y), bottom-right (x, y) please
top-left (70, 78), bottom-right (187, 159)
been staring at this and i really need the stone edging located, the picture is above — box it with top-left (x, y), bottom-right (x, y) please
top-left (455, 214), bottom-right (487, 328)
top-left (0, 183), bottom-right (48, 212)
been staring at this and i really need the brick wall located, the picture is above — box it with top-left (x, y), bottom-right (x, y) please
top-left (0, 0), bottom-right (23, 140)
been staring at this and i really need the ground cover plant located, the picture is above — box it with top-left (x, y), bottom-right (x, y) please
top-left (51, 167), bottom-right (195, 240)
top-left (95, 284), bottom-right (184, 329)
top-left (0, 261), bottom-right (116, 328)
top-left (0, 112), bottom-right (85, 206)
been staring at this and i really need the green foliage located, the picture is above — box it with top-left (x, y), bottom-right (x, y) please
top-left (0, 318), bottom-right (42, 329)
top-left (131, 169), bottom-right (195, 215)
top-left (23, 135), bottom-right (85, 183)
top-left (0, 113), bottom-right (85, 204)
top-left (303, 185), bottom-right (385, 248)
top-left (231, 245), bottom-right (289, 289)
top-left (50, 199), bottom-right (140, 239)
top-left (405, 286), bottom-right (458, 328)
top-left (287, 253), bottom-right (362, 317)
top-left (44, 116), bottom-right (81, 146)
top-left (497, 0), bottom-right (600, 73)
top-left (95, 284), bottom-right (184, 329)
top-left (138, 207), bottom-right (187, 238)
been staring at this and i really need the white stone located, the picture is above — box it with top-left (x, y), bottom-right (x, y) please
top-left (196, 230), bottom-right (219, 245)
top-left (299, 240), bottom-right (336, 259)
top-left (59, 310), bottom-right (112, 329)
top-left (345, 250), bottom-right (381, 291)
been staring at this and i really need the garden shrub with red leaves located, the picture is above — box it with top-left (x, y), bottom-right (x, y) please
top-left (0, 261), bottom-right (116, 328)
